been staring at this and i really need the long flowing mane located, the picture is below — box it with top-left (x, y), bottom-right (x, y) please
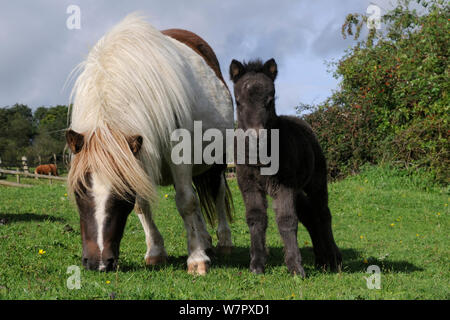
top-left (68, 13), bottom-right (195, 200)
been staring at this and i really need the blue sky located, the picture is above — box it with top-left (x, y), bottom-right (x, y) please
top-left (0, 0), bottom-right (398, 115)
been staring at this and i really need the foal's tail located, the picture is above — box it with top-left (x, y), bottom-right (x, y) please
top-left (193, 163), bottom-right (233, 226)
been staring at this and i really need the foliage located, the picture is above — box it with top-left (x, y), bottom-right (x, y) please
top-left (0, 104), bottom-right (68, 169)
top-left (299, 0), bottom-right (449, 183)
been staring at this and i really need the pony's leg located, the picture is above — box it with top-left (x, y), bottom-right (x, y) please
top-left (135, 196), bottom-right (167, 265)
top-left (299, 181), bottom-right (342, 272)
top-left (172, 164), bottom-right (212, 275)
top-left (215, 174), bottom-right (233, 255)
top-left (272, 187), bottom-right (306, 277)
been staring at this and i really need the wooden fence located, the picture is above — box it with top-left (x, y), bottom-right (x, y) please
top-left (0, 168), bottom-right (66, 188)
top-left (0, 164), bottom-right (235, 188)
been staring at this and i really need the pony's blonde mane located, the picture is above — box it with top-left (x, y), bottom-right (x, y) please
top-left (68, 13), bottom-right (195, 200)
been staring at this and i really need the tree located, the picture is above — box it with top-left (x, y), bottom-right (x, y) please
top-left (299, 0), bottom-right (449, 182)
top-left (0, 104), bottom-right (34, 165)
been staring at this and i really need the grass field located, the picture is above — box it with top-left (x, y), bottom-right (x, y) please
top-left (0, 165), bottom-right (448, 300)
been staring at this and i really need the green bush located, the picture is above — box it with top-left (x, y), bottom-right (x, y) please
top-left (299, 0), bottom-right (449, 183)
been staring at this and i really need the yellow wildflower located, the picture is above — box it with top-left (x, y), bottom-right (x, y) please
top-left (106, 280), bottom-right (111, 284)
top-left (38, 249), bottom-right (46, 255)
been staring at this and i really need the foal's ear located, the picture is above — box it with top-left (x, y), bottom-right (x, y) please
top-left (127, 135), bottom-right (143, 156)
top-left (66, 129), bottom-right (84, 154)
top-left (229, 59), bottom-right (245, 83)
top-left (263, 58), bottom-right (278, 81)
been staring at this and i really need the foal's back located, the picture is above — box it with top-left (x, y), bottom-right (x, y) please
top-left (275, 115), bottom-right (327, 190)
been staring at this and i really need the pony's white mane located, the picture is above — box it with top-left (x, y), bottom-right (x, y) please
top-left (68, 13), bottom-right (195, 200)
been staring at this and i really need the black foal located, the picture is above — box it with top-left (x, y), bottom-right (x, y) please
top-left (229, 58), bottom-right (342, 276)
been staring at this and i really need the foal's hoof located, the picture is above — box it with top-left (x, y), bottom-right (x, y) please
top-left (289, 265), bottom-right (306, 278)
top-left (315, 247), bottom-right (342, 272)
top-left (250, 264), bottom-right (265, 274)
top-left (145, 255), bottom-right (167, 266)
top-left (188, 261), bottom-right (209, 275)
top-left (217, 246), bottom-right (233, 256)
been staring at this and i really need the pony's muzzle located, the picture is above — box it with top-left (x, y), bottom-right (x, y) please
top-left (82, 256), bottom-right (117, 272)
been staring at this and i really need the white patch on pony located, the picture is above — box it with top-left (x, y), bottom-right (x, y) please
top-left (68, 14), bottom-right (234, 202)
top-left (187, 249), bottom-right (211, 265)
top-left (69, 14), bottom-right (197, 202)
top-left (91, 173), bottom-right (111, 270)
top-left (166, 36), bottom-right (234, 133)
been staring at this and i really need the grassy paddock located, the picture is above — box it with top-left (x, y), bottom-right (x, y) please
top-left (0, 165), bottom-right (448, 299)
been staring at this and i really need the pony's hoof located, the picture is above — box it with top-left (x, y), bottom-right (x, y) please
top-left (217, 246), bottom-right (233, 255)
top-left (145, 255), bottom-right (167, 266)
top-left (187, 261), bottom-right (209, 275)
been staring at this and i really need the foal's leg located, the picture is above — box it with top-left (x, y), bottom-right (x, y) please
top-left (172, 164), bottom-right (212, 275)
top-left (300, 183), bottom-right (342, 272)
top-left (216, 174), bottom-right (233, 255)
top-left (237, 168), bottom-right (268, 274)
top-left (135, 196), bottom-right (167, 265)
top-left (272, 187), bottom-right (306, 277)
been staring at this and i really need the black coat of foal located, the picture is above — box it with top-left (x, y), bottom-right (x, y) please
top-left (229, 58), bottom-right (342, 277)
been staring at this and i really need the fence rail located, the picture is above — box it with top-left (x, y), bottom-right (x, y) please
top-left (0, 168), bottom-right (66, 186)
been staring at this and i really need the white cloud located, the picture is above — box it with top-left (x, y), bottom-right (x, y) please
top-left (0, 0), bottom-right (398, 113)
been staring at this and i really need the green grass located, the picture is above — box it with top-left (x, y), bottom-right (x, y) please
top-left (0, 165), bottom-right (448, 300)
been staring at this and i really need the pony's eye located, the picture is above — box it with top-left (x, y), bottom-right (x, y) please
top-left (266, 96), bottom-right (274, 106)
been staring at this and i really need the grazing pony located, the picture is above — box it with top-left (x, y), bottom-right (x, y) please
top-left (66, 14), bottom-right (234, 274)
top-left (35, 164), bottom-right (58, 176)
top-left (229, 58), bottom-right (342, 276)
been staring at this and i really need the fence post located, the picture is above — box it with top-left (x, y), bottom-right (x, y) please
top-left (16, 174), bottom-right (20, 184)
top-left (22, 156), bottom-right (29, 173)
top-left (48, 172), bottom-right (52, 185)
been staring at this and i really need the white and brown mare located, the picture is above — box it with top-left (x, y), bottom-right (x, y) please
top-left (66, 14), bottom-right (233, 274)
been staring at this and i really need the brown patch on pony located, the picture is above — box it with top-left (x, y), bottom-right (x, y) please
top-left (162, 29), bottom-right (229, 91)
top-left (35, 164), bottom-right (58, 176)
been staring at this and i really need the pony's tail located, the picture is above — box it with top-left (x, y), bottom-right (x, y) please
top-left (193, 164), bottom-right (233, 227)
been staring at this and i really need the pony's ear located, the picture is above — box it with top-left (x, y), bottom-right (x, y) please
top-left (127, 135), bottom-right (143, 156)
top-left (66, 129), bottom-right (84, 154)
top-left (263, 58), bottom-right (278, 81)
top-left (229, 59), bottom-right (245, 83)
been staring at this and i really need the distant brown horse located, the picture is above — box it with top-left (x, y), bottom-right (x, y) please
top-left (35, 164), bottom-right (58, 176)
